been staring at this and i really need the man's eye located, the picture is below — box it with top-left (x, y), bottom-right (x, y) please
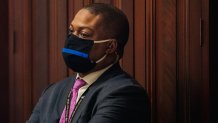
top-left (79, 33), bottom-right (89, 38)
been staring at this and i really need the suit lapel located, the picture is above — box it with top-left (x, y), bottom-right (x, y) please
top-left (57, 76), bottom-right (76, 116)
top-left (71, 63), bottom-right (123, 122)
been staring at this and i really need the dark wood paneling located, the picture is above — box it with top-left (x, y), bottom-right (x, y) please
top-left (117, 0), bottom-right (134, 76)
top-left (177, 0), bottom-right (190, 122)
top-left (210, 0), bottom-right (218, 122)
top-left (49, 0), bottom-right (68, 83)
top-left (9, 0), bottom-right (32, 122)
top-left (189, 0), bottom-right (210, 122)
top-left (134, 0), bottom-right (146, 87)
top-left (0, 0), bottom-right (9, 122)
top-left (145, 0), bottom-right (156, 122)
top-left (68, 0), bottom-right (83, 25)
top-left (201, 0), bottom-right (210, 122)
top-left (32, 0), bottom-right (49, 106)
top-left (189, 0), bottom-right (204, 121)
top-left (94, 0), bottom-right (111, 4)
top-left (177, 0), bottom-right (210, 123)
top-left (155, 0), bottom-right (177, 123)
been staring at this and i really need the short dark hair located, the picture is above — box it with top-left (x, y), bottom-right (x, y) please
top-left (83, 3), bottom-right (129, 58)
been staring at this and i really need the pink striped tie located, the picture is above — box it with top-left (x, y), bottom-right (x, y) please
top-left (59, 79), bottom-right (86, 123)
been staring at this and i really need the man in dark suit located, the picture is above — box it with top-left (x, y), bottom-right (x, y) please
top-left (27, 3), bottom-right (149, 123)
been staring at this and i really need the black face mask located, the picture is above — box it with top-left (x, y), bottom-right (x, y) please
top-left (62, 34), bottom-right (111, 73)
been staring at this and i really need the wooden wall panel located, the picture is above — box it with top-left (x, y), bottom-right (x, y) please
top-left (177, 0), bottom-right (210, 122)
top-left (9, 0), bottom-right (32, 122)
top-left (134, 0), bottom-right (146, 87)
top-left (155, 0), bottom-right (177, 123)
top-left (210, 0), bottom-right (218, 122)
top-left (201, 0), bottom-right (210, 121)
top-left (116, 0), bottom-right (134, 76)
top-left (0, 0), bottom-right (9, 122)
top-left (94, 0), bottom-right (112, 4)
top-left (48, 0), bottom-right (68, 83)
top-left (189, 0), bottom-right (204, 122)
top-left (145, 0), bottom-right (156, 122)
top-left (68, 0), bottom-right (83, 23)
top-left (189, 0), bottom-right (210, 122)
top-left (177, 0), bottom-right (190, 122)
top-left (32, 0), bottom-right (49, 105)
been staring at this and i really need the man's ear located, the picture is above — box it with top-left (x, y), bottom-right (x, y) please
top-left (106, 39), bottom-right (117, 54)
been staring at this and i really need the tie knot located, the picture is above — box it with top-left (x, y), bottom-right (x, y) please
top-left (73, 79), bottom-right (86, 90)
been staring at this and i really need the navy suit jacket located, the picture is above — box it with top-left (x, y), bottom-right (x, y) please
top-left (27, 63), bottom-right (150, 123)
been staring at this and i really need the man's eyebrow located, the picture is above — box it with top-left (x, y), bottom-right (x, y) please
top-left (69, 24), bottom-right (95, 31)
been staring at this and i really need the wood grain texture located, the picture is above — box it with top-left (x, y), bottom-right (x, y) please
top-left (49, 0), bottom-right (68, 83)
top-left (134, 0), bottom-right (146, 87)
top-left (145, 0), bottom-right (157, 122)
top-left (32, 0), bottom-right (49, 106)
top-left (177, 0), bottom-right (190, 122)
top-left (117, 0), bottom-right (134, 76)
top-left (9, 0), bottom-right (32, 122)
top-left (177, 0), bottom-right (210, 122)
top-left (155, 0), bottom-right (177, 123)
top-left (0, 0), bottom-right (9, 122)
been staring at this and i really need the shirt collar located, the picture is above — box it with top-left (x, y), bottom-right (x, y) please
top-left (76, 63), bottom-right (114, 86)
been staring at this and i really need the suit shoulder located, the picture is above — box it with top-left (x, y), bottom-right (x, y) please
top-left (104, 72), bottom-right (142, 88)
top-left (97, 72), bottom-right (147, 98)
top-left (42, 77), bottom-right (73, 95)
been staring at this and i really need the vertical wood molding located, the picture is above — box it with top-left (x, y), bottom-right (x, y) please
top-left (32, 0), bottom-right (49, 106)
top-left (49, 0), bottom-right (68, 83)
top-left (177, 0), bottom-right (190, 122)
top-left (9, 0), bottom-right (32, 122)
top-left (8, 0), bottom-right (15, 122)
top-left (190, 0), bottom-right (209, 122)
top-left (201, 0), bottom-right (210, 121)
top-left (117, 0), bottom-right (134, 76)
top-left (155, 0), bottom-right (177, 123)
top-left (112, 0), bottom-right (121, 7)
top-left (83, 0), bottom-right (93, 5)
top-left (0, 0), bottom-right (9, 122)
top-left (209, 1), bottom-right (217, 122)
top-left (94, 0), bottom-right (111, 3)
top-left (68, 0), bottom-right (83, 24)
top-left (49, 0), bottom-right (58, 82)
top-left (145, 1), bottom-right (156, 123)
top-left (134, 0), bottom-right (146, 87)
top-left (177, 0), bottom-right (210, 122)
top-left (22, 0), bottom-right (32, 120)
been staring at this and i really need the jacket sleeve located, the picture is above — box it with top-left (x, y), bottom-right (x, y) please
top-left (26, 97), bottom-right (42, 123)
top-left (88, 85), bottom-right (149, 123)
top-left (26, 84), bottom-right (54, 123)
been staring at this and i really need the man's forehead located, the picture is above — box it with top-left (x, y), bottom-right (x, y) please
top-left (71, 9), bottom-right (103, 29)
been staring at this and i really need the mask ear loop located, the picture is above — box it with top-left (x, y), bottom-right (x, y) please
top-left (95, 54), bottom-right (107, 63)
top-left (94, 39), bottom-right (115, 43)
top-left (94, 39), bottom-right (117, 63)
top-left (95, 48), bottom-right (119, 64)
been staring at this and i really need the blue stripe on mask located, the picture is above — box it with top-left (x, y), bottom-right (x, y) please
top-left (62, 48), bottom-right (88, 58)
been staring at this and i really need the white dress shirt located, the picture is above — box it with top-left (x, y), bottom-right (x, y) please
top-left (75, 64), bottom-right (114, 103)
